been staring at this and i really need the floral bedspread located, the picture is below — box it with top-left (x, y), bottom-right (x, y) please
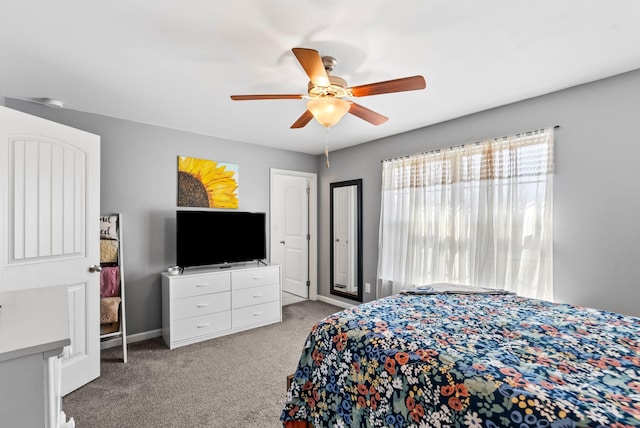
top-left (281, 293), bottom-right (640, 427)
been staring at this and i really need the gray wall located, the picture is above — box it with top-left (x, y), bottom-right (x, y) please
top-left (5, 98), bottom-right (318, 335)
top-left (318, 69), bottom-right (640, 317)
top-left (6, 67), bottom-right (640, 334)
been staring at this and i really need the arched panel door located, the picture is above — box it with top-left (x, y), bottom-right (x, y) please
top-left (0, 106), bottom-right (101, 395)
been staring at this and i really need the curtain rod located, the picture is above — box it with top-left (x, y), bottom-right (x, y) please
top-left (381, 125), bottom-right (560, 163)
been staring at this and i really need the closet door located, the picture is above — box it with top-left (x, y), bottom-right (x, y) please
top-left (0, 106), bottom-right (101, 395)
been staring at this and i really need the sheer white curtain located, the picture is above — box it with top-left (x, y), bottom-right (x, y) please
top-left (377, 128), bottom-right (554, 300)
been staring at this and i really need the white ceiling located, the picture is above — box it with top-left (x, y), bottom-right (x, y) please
top-left (1, 1), bottom-right (640, 155)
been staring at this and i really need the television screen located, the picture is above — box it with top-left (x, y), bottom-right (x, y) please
top-left (176, 210), bottom-right (267, 268)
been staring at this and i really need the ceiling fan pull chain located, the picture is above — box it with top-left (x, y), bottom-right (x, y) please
top-left (324, 127), bottom-right (330, 168)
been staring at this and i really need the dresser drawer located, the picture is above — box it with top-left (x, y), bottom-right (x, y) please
top-left (172, 311), bottom-right (231, 342)
top-left (232, 283), bottom-right (279, 309)
top-left (171, 272), bottom-right (230, 298)
top-left (232, 267), bottom-right (279, 290)
top-left (232, 301), bottom-right (280, 328)
top-left (172, 292), bottom-right (231, 320)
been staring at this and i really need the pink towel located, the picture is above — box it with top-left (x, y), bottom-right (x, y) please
top-left (100, 266), bottom-right (120, 298)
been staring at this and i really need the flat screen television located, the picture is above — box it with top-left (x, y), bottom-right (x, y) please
top-left (176, 210), bottom-right (267, 268)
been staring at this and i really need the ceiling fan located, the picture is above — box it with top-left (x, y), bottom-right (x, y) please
top-left (230, 47), bottom-right (426, 129)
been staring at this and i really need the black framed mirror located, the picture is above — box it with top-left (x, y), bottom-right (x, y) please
top-left (330, 179), bottom-right (363, 302)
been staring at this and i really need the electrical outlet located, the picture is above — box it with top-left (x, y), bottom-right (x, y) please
top-left (365, 282), bottom-right (371, 293)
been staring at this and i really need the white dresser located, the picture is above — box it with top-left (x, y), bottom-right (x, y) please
top-left (161, 264), bottom-right (281, 349)
top-left (0, 286), bottom-right (72, 428)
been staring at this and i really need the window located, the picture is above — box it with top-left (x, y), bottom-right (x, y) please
top-left (377, 128), bottom-right (554, 300)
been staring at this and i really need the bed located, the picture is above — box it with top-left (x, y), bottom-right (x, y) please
top-left (281, 290), bottom-right (640, 427)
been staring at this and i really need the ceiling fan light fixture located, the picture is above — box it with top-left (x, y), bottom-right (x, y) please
top-left (306, 97), bottom-right (350, 128)
top-left (231, 47), bottom-right (426, 130)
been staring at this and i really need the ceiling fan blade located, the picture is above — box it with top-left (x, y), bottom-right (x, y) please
top-left (348, 102), bottom-right (388, 126)
top-left (290, 110), bottom-right (314, 129)
top-left (230, 94), bottom-right (303, 101)
top-left (349, 75), bottom-right (426, 97)
top-left (292, 48), bottom-right (330, 87)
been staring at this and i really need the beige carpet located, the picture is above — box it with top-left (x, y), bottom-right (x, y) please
top-left (62, 300), bottom-right (341, 428)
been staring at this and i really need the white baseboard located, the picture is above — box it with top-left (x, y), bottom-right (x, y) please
top-left (316, 295), bottom-right (357, 309)
top-left (100, 328), bottom-right (163, 350)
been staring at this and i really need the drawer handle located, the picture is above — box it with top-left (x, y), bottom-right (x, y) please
top-left (197, 322), bottom-right (211, 328)
top-left (196, 283), bottom-right (210, 287)
top-left (252, 311), bottom-right (264, 316)
top-left (252, 293), bottom-right (264, 298)
top-left (197, 303), bottom-right (211, 307)
top-left (251, 277), bottom-right (262, 280)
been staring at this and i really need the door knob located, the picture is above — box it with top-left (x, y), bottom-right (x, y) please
top-left (89, 264), bottom-right (102, 273)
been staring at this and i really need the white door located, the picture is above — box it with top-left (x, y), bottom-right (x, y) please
top-left (0, 106), bottom-right (101, 395)
top-left (270, 170), bottom-right (317, 299)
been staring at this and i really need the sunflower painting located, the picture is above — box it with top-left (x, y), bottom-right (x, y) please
top-left (177, 156), bottom-right (239, 208)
